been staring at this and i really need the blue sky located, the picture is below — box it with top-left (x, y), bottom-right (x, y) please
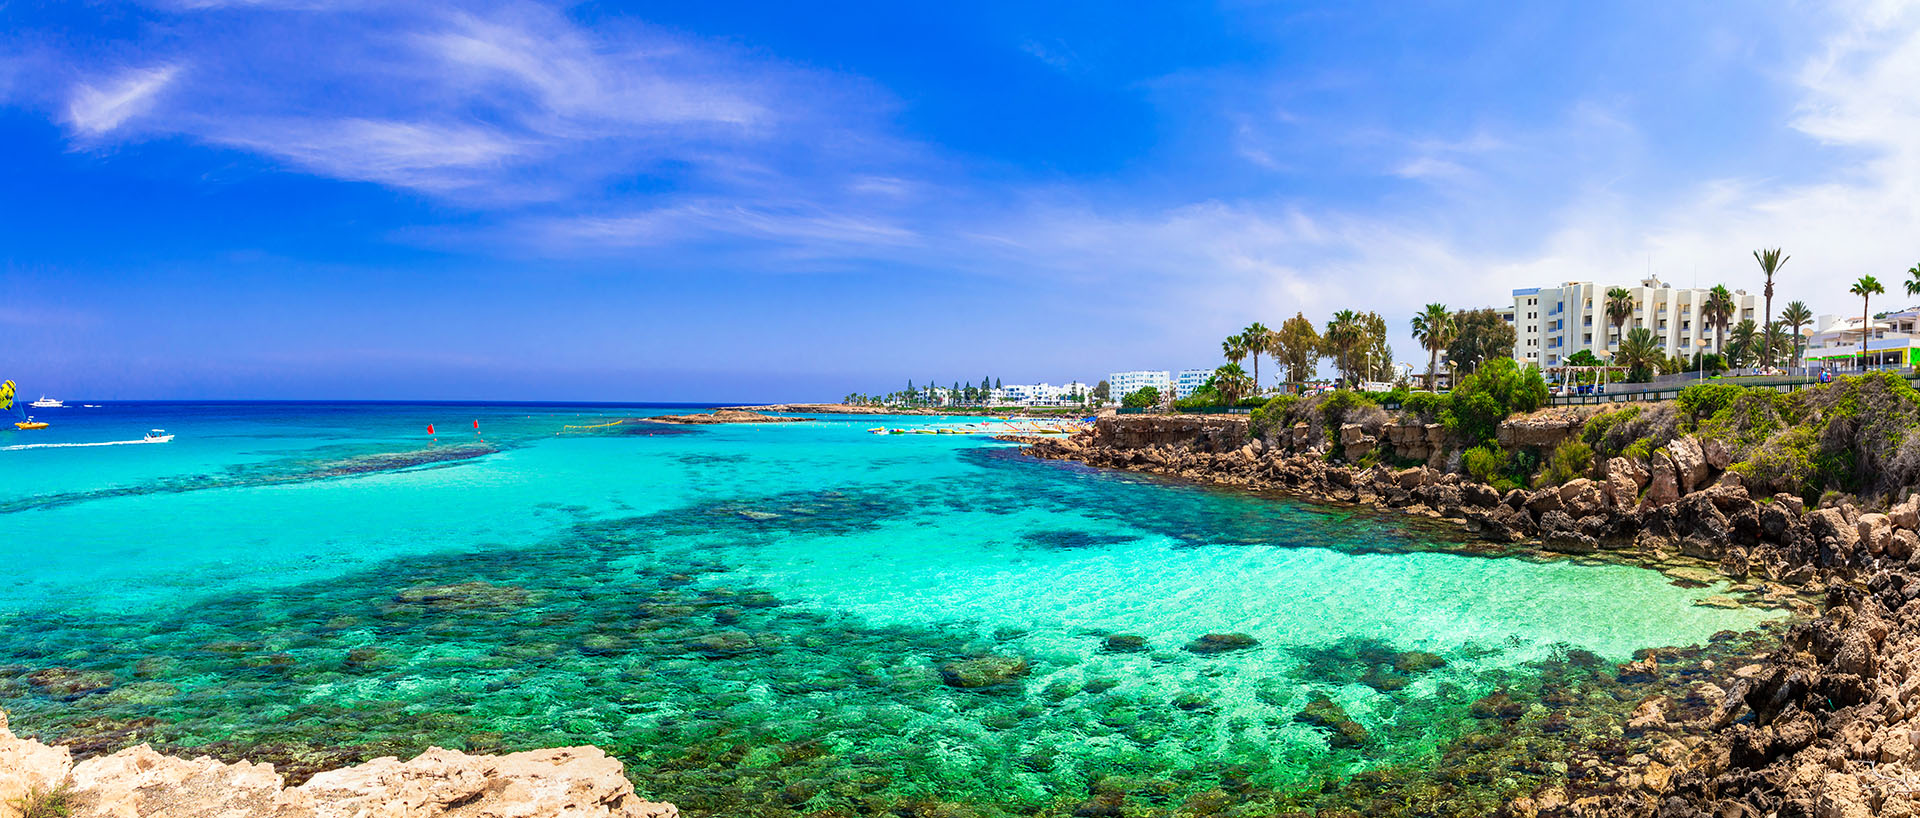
top-left (3, 0), bottom-right (1918, 400)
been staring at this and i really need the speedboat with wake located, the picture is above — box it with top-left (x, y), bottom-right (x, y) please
top-left (144, 429), bottom-right (174, 443)
top-left (15, 417), bottom-right (48, 430)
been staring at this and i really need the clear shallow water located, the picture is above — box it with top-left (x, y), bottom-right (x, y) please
top-left (0, 403), bottom-right (1779, 815)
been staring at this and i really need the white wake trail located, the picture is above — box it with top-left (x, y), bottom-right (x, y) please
top-left (1, 439), bottom-right (163, 451)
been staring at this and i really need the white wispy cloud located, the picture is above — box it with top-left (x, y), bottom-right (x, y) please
top-left (31, 1), bottom-right (893, 204)
top-left (65, 64), bottom-right (179, 135)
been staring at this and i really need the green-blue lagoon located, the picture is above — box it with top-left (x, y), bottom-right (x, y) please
top-left (1, 403), bottom-right (1781, 816)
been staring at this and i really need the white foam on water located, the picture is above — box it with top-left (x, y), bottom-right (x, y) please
top-left (1, 438), bottom-right (165, 451)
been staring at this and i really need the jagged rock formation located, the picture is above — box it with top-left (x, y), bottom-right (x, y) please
top-left (0, 710), bottom-right (678, 818)
top-left (1025, 413), bottom-right (1920, 817)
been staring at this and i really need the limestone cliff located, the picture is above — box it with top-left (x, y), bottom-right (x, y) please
top-left (0, 710), bottom-right (677, 818)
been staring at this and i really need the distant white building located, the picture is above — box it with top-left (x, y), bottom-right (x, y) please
top-left (1173, 369), bottom-right (1213, 399)
top-left (1108, 370), bottom-right (1171, 401)
top-left (1806, 307), bottom-right (1920, 370)
top-left (994, 382), bottom-right (1090, 406)
top-left (1512, 278), bottom-right (1761, 368)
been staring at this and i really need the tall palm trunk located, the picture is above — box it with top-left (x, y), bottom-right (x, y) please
top-left (1863, 297), bottom-right (1872, 369)
top-left (1763, 294), bottom-right (1774, 366)
top-left (1427, 345), bottom-right (1439, 392)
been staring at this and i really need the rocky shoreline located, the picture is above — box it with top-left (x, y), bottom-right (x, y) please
top-left (1024, 413), bottom-right (1920, 817)
top-left (730, 402), bottom-right (1091, 419)
top-left (647, 409), bottom-right (808, 425)
top-left (0, 709), bottom-right (678, 818)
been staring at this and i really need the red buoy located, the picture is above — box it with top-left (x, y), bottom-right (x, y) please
top-left (427, 423), bottom-right (435, 434)
top-left (473, 419), bottom-right (480, 430)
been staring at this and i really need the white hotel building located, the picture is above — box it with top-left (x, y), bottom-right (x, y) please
top-left (1512, 278), bottom-right (1760, 369)
top-left (1107, 370), bottom-right (1173, 400)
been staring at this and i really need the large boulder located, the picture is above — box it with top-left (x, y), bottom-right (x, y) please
top-left (0, 709), bottom-right (680, 818)
top-left (1858, 513), bottom-right (1894, 556)
top-left (1496, 407), bottom-right (1598, 450)
top-left (1559, 478), bottom-right (1607, 517)
top-left (1525, 487), bottom-right (1564, 514)
top-left (1643, 456), bottom-right (1681, 509)
top-left (1605, 457), bottom-right (1646, 508)
top-left (0, 711), bottom-right (73, 816)
top-left (1809, 507), bottom-right (1862, 569)
top-left (1669, 437), bottom-right (1712, 493)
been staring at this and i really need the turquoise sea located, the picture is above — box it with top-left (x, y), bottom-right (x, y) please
top-left (1, 403), bottom-right (1779, 815)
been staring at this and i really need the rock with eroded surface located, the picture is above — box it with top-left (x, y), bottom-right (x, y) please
top-left (0, 708), bottom-right (678, 818)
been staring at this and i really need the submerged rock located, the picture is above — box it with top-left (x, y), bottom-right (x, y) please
top-left (1469, 690), bottom-right (1525, 720)
top-left (27, 668), bottom-right (114, 699)
top-left (1360, 666), bottom-right (1411, 692)
top-left (1183, 633), bottom-right (1260, 654)
top-left (939, 656), bottom-right (1030, 689)
top-left (687, 631), bottom-right (760, 657)
top-left (1295, 695), bottom-right (1369, 747)
top-left (391, 581), bottom-right (529, 610)
top-left (1102, 634), bottom-right (1149, 653)
top-left (1391, 651), bottom-right (1447, 673)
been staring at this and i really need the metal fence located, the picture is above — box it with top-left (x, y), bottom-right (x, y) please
top-left (1546, 367), bottom-right (1920, 406)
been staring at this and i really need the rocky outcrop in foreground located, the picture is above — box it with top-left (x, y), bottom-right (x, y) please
top-left (0, 710), bottom-right (677, 818)
top-left (1026, 417), bottom-right (1920, 817)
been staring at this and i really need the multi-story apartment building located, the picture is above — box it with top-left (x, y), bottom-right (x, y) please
top-left (1172, 369), bottom-right (1214, 399)
top-left (1107, 370), bottom-right (1172, 400)
top-left (993, 382), bottom-right (1090, 406)
top-left (1511, 278), bottom-right (1761, 368)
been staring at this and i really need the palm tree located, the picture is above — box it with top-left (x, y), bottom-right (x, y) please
top-left (1409, 303), bottom-right (1456, 392)
top-left (1325, 310), bottom-right (1362, 386)
top-left (1780, 300), bottom-right (1813, 368)
top-left (1604, 286), bottom-right (1634, 387)
top-left (1753, 248), bottom-right (1788, 366)
top-left (1222, 335), bottom-right (1249, 370)
top-left (1212, 363), bottom-right (1253, 405)
top-left (1906, 262), bottom-right (1920, 298)
top-left (1726, 319), bottom-right (1759, 368)
top-left (1239, 322), bottom-right (1271, 392)
top-left (1703, 285), bottom-right (1735, 360)
top-left (1852, 275), bottom-right (1885, 369)
top-left (1617, 327), bottom-right (1663, 382)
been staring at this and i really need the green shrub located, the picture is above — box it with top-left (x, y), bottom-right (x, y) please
top-left (1372, 386), bottom-right (1411, 407)
top-left (1677, 383), bottom-right (1747, 425)
top-left (1463, 444), bottom-right (1508, 486)
top-left (1248, 395), bottom-right (1300, 440)
top-left (1698, 389), bottom-right (1794, 453)
top-left (1400, 392), bottom-right (1451, 423)
top-left (1622, 437), bottom-right (1654, 462)
top-left (1320, 389), bottom-right (1378, 428)
top-left (1442, 358), bottom-right (1549, 447)
top-left (1581, 406), bottom-right (1640, 453)
top-left (1533, 440), bottom-right (1594, 487)
top-left (1121, 386), bottom-right (1161, 409)
top-left (9, 784), bottom-right (73, 818)
top-left (1729, 427), bottom-right (1816, 498)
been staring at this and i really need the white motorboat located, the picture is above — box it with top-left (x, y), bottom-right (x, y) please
top-left (30, 396), bottom-right (64, 408)
top-left (144, 429), bottom-right (174, 443)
